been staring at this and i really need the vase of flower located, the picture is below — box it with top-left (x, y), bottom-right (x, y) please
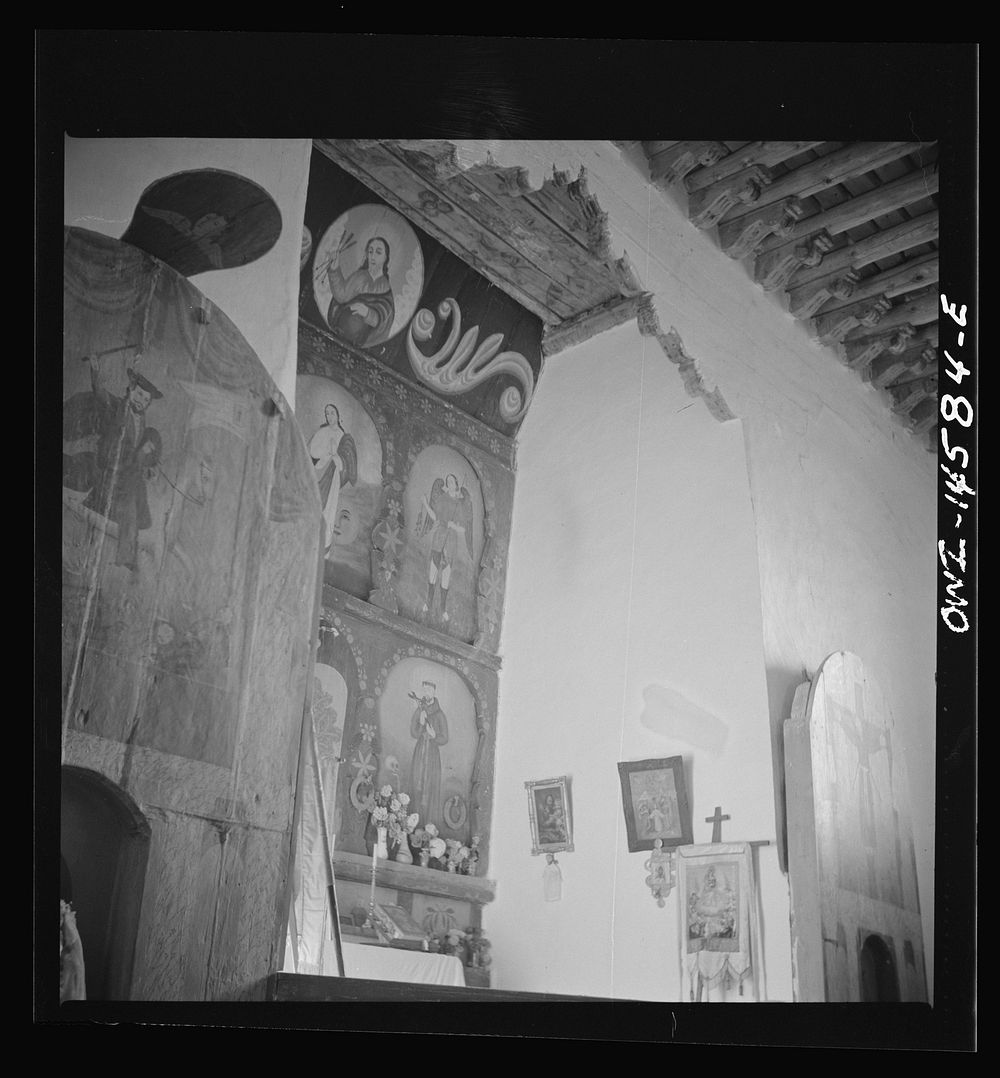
top-left (419, 849), bottom-right (430, 868)
top-left (394, 840), bottom-right (413, 865)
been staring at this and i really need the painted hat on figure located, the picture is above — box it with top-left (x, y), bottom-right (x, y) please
top-left (126, 369), bottom-right (164, 399)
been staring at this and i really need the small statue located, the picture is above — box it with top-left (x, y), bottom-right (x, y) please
top-left (465, 927), bottom-right (492, 969)
top-left (464, 835), bottom-right (481, 876)
top-left (644, 839), bottom-right (674, 907)
top-left (543, 852), bottom-right (563, 902)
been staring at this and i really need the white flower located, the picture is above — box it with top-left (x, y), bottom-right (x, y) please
top-left (398, 793), bottom-right (410, 807)
top-left (372, 806), bottom-right (388, 822)
top-left (406, 813), bottom-right (419, 830)
top-left (428, 837), bottom-right (446, 858)
top-left (380, 784), bottom-right (393, 798)
top-left (425, 823), bottom-right (439, 838)
top-left (390, 799), bottom-right (400, 813)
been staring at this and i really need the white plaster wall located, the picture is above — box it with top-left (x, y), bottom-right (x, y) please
top-left (469, 140), bottom-right (936, 999)
top-left (489, 320), bottom-right (787, 1000)
top-left (63, 137), bottom-right (311, 406)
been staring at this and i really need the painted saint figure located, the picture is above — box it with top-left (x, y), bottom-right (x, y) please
top-left (308, 404), bottom-right (358, 552)
top-left (79, 355), bottom-right (164, 570)
top-left (407, 680), bottom-right (449, 829)
top-left (325, 234), bottom-right (395, 347)
top-left (416, 473), bottom-right (474, 625)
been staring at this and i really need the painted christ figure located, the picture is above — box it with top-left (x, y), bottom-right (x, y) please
top-left (325, 234), bottom-right (395, 348)
top-left (416, 473), bottom-right (474, 625)
top-left (308, 403), bottom-right (357, 553)
top-left (407, 680), bottom-right (449, 829)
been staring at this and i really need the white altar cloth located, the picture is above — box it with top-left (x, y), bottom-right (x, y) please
top-left (326, 941), bottom-right (466, 986)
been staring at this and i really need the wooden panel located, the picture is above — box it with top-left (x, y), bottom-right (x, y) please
top-left (316, 140), bottom-right (587, 323)
top-left (783, 653), bottom-right (927, 1002)
top-left (270, 971), bottom-right (611, 1002)
top-left (331, 849), bottom-right (496, 905)
top-left (542, 292), bottom-right (650, 356)
top-left (62, 226), bottom-right (321, 1001)
top-left (450, 164), bottom-right (626, 305)
top-left (302, 147), bottom-right (545, 439)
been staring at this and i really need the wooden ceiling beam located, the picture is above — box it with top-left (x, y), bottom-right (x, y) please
top-left (757, 168), bottom-right (940, 253)
top-left (814, 253), bottom-right (939, 314)
top-left (787, 269), bottom-right (860, 319)
top-left (787, 210), bottom-right (939, 289)
top-left (811, 295), bottom-right (892, 345)
top-left (687, 164), bottom-right (773, 230)
top-left (867, 342), bottom-right (937, 388)
top-left (719, 141), bottom-right (932, 225)
top-left (684, 141), bottom-right (825, 192)
top-left (644, 141), bottom-right (727, 186)
top-left (844, 287), bottom-right (938, 338)
top-left (889, 375), bottom-right (937, 415)
top-left (908, 397), bottom-right (939, 435)
top-left (842, 324), bottom-right (918, 370)
top-left (757, 230), bottom-right (836, 292)
top-left (717, 197), bottom-right (804, 259)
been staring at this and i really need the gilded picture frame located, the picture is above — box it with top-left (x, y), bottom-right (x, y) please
top-left (525, 775), bottom-right (573, 856)
top-left (617, 756), bottom-right (692, 853)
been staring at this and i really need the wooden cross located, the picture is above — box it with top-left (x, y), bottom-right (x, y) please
top-left (705, 806), bottom-right (730, 843)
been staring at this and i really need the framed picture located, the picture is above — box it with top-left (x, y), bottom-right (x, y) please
top-left (525, 776), bottom-right (573, 856)
top-left (617, 756), bottom-right (692, 853)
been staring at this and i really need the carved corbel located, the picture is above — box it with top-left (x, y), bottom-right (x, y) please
top-left (890, 375), bottom-right (938, 415)
top-left (843, 323), bottom-right (916, 370)
top-left (645, 141), bottom-right (728, 186)
top-left (756, 229), bottom-right (834, 291)
top-left (788, 270), bottom-right (859, 320)
top-left (688, 165), bottom-right (772, 231)
top-left (868, 344), bottom-right (937, 389)
top-left (718, 197), bottom-right (804, 260)
top-left (812, 295), bottom-right (892, 346)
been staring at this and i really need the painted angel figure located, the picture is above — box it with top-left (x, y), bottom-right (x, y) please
top-left (325, 232), bottom-right (395, 348)
top-left (309, 404), bottom-right (358, 552)
top-left (416, 473), bottom-right (474, 625)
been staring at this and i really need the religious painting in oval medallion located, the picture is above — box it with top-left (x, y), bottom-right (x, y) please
top-left (376, 657), bottom-right (478, 844)
top-left (296, 375), bottom-right (383, 597)
top-left (311, 204), bottom-right (424, 349)
top-left (397, 445), bottom-right (485, 643)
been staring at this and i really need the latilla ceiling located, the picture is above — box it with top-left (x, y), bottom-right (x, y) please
top-left (626, 140), bottom-right (940, 451)
top-left (317, 138), bottom-right (939, 451)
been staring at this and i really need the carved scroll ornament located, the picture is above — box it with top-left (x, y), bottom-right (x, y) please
top-left (406, 298), bottom-right (535, 423)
